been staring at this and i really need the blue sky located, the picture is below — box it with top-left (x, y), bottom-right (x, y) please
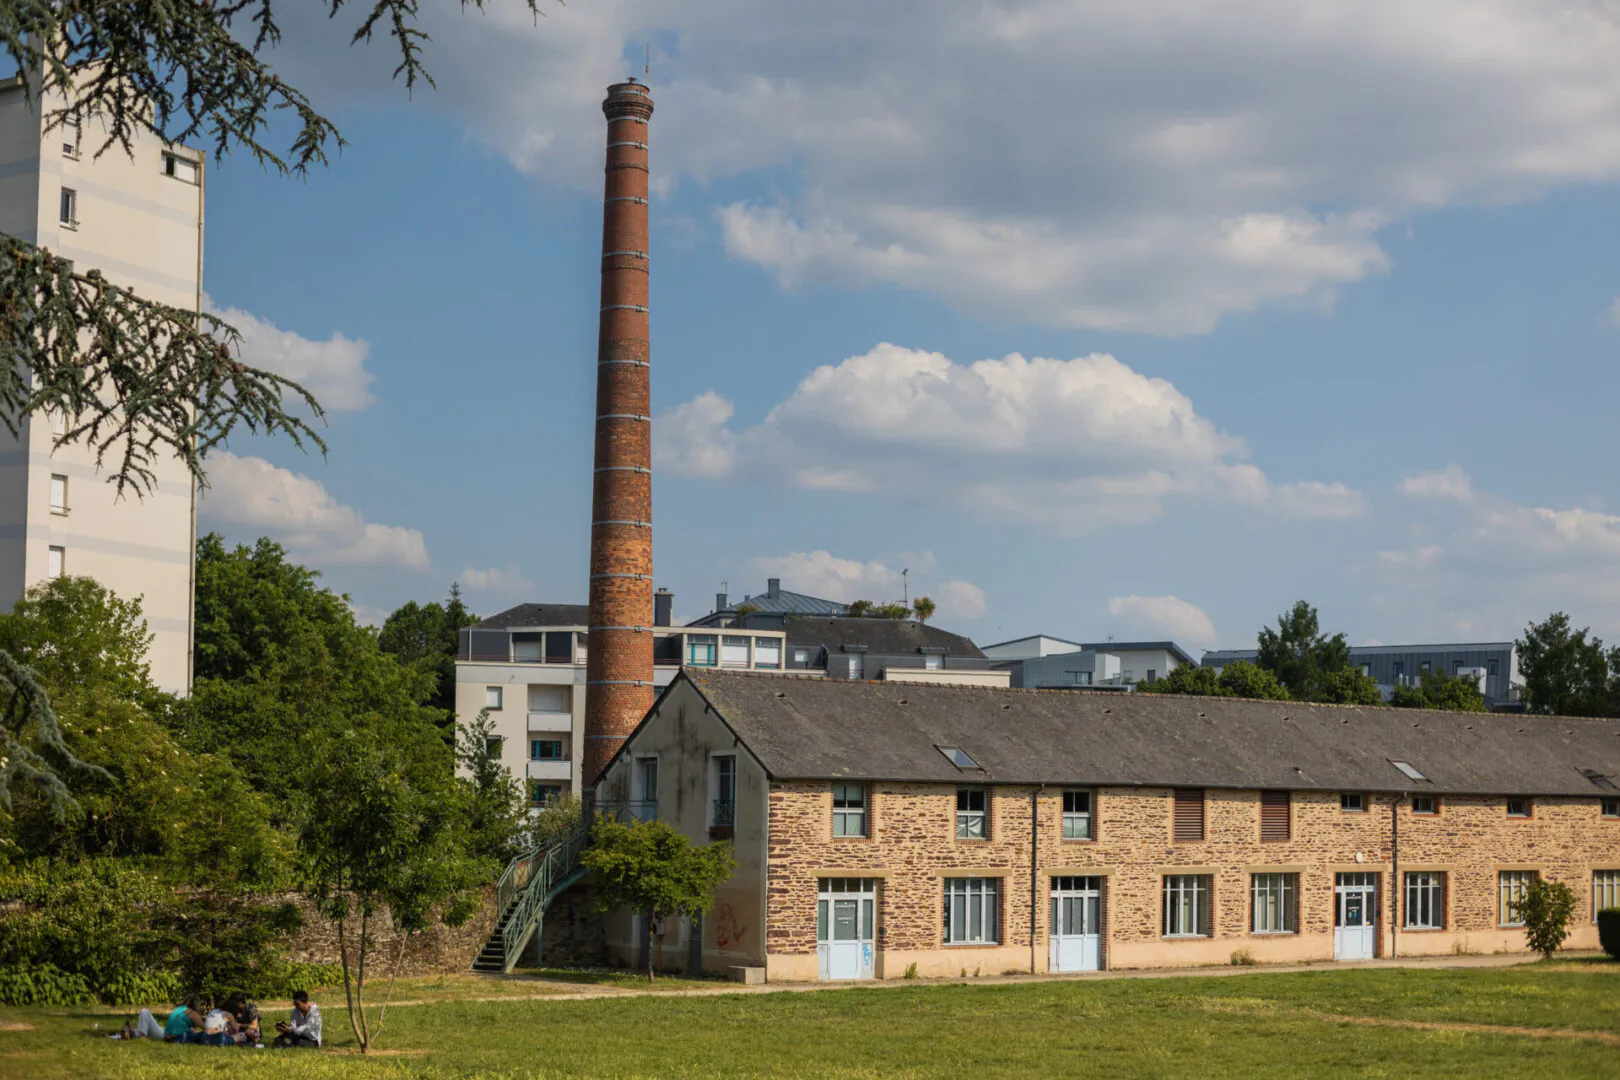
top-left (194, 0), bottom-right (1620, 653)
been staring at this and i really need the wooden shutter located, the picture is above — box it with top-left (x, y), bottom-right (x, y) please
top-left (1260, 790), bottom-right (1291, 842)
top-left (1173, 788), bottom-right (1204, 842)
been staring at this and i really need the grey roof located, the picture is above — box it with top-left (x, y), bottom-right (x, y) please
top-left (1203, 642), bottom-right (1517, 665)
top-left (472, 603), bottom-right (590, 630)
top-left (779, 616), bottom-right (985, 658)
top-left (731, 588), bottom-right (847, 617)
top-left (1076, 641), bottom-right (1198, 666)
top-left (981, 634), bottom-right (1084, 651)
top-left (680, 670), bottom-right (1620, 797)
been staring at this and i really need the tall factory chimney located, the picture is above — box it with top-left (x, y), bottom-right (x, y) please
top-left (584, 79), bottom-right (656, 788)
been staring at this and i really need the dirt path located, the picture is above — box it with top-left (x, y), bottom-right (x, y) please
top-left (1298, 1008), bottom-right (1620, 1047)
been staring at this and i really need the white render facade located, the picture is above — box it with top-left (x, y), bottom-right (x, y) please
top-left (0, 76), bottom-right (202, 694)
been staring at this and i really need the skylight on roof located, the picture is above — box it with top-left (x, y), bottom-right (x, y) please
top-left (937, 746), bottom-right (980, 771)
top-left (1581, 768), bottom-right (1618, 791)
top-left (1390, 760), bottom-right (1428, 782)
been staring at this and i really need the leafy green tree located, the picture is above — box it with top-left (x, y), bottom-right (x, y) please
top-left (453, 710), bottom-right (531, 868)
top-left (1311, 667), bottom-right (1383, 706)
top-left (845, 600), bottom-right (912, 620)
top-left (1519, 879), bottom-right (1578, 959)
top-left (1256, 601), bottom-right (1353, 700)
top-left (299, 728), bottom-right (482, 1054)
top-left (1516, 613), bottom-right (1615, 717)
top-left (582, 818), bottom-right (737, 981)
top-left (1389, 671), bottom-right (1488, 712)
top-left (912, 596), bottom-right (937, 624)
top-left (1138, 660), bottom-right (1289, 701)
top-left (379, 585), bottom-right (479, 714)
top-left (0, 576), bottom-right (155, 704)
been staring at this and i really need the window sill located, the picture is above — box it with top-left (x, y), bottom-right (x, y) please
top-left (954, 837), bottom-right (990, 843)
top-left (942, 942), bottom-right (1002, 949)
top-left (1161, 934), bottom-right (1213, 941)
top-left (1402, 926), bottom-right (1446, 933)
top-left (1060, 838), bottom-right (1096, 844)
top-left (1248, 930), bottom-right (1298, 937)
top-left (49, 509), bottom-right (69, 517)
top-left (60, 221), bottom-right (78, 231)
top-left (831, 835), bottom-right (872, 842)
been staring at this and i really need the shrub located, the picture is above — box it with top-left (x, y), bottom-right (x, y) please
top-left (903, 962), bottom-right (918, 979)
top-left (0, 963), bottom-right (95, 1007)
top-left (1520, 879), bottom-right (1578, 958)
top-left (1599, 908), bottom-right (1620, 959)
top-left (1229, 948), bottom-right (1255, 966)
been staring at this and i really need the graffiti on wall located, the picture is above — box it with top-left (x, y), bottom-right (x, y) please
top-left (715, 902), bottom-right (748, 949)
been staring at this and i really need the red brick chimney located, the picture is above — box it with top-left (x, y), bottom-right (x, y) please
top-left (584, 80), bottom-right (655, 788)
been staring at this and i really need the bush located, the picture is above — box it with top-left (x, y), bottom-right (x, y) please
top-left (1520, 879), bottom-right (1578, 958)
top-left (1599, 908), bottom-right (1620, 959)
top-left (1229, 948), bottom-right (1255, 966)
top-left (0, 963), bottom-right (95, 1007)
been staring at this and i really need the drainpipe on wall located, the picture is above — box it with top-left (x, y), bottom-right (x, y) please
top-left (1030, 784), bottom-right (1043, 974)
top-left (1391, 792), bottom-right (1403, 960)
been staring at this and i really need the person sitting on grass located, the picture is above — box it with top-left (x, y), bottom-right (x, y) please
top-left (162, 999), bottom-right (203, 1043)
top-left (271, 990), bottom-right (321, 1048)
top-left (229, 994), bottom-right (262, 1047)
top-left (200, 1004), bottom-right (235, 1046)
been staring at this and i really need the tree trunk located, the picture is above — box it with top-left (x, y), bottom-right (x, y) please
top-left (337, 915), bottom-right (364, 1051)
top-left (371, 933), bottom-right (408, 1044)
top-left (355, 911), bottom-right (371, 1054)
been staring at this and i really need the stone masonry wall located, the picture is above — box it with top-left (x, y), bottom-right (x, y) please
top-left (284, 887), bottom-right (496, 977)
top-left (765, 783), bottom-right (1620, 978)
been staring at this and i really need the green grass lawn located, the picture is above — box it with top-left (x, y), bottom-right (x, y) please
top-left (4, 963), bottom-right (1619, 1080)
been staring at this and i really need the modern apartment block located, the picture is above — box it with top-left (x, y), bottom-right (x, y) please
top-left (597, 671), bottom-right (1620, 980)
top-left (1202, 642), bottom-right (1523, 710)
top-left (0, 76), bottom-right (202, 693)
top-left (454, 600), bottom-right (791, 806)
top-left (984, 636), bottom-right (1196, 688)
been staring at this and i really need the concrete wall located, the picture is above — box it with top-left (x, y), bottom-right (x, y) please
top-left (761, 782), bottom-right (1620, 980)
top-left (0, 79), bottom-right (198, 694)
top-left (598, 680), bottom-right (767, 973)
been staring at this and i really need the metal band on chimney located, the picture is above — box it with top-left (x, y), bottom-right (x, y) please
top-left (594, 465), bottom-right (652, 473)
top-left (592, 519), bottom-right (652, 527)
top-left (591, 573), bottom-right (653, 580)
top-left (601, 304), bottom-right (650, 313)
top-left (608, 141), bottom-right (649, 150)
top-left (597, 413), bottom-right (650, 422)
top-left (598, 359), bottom-right (650, 368)
top-left (606, 196), bottom-right (649, 205)
top-left (590, 625), bottom-right (655, 633)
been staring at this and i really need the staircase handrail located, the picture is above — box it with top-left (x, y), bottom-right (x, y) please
top-left (499, 820), bottom-right (590, 970)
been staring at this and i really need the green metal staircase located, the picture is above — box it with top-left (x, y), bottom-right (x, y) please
top-left (472, 821), bottom-right (590, 974)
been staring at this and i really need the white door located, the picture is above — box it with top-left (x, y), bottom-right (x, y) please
top-left (817, 879), bottom-right (875, 980)
top-left (1334, 873), bottom-right (1377, 961)
top-left (1049, 876), bottom-right (1102, 972)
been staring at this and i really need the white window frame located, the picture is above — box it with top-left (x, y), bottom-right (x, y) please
top-left (59, 187), bottom-right (77, 228)
top-left (62, 122), bottom-right (79, 159)
top-left (1340, 792), bottom-right (1366, 812)
top-left (49, 474), bottom-right (68, 515)
top-left (1163, 875), bottom-right (1212, 938)
top-left (47, 545), bottom-right (64, 578)
top-left (848, 652), bottom-right (865, 680)
top-left (711, 754), bottom-right (737, 828)
top-left (792, 648), bottom-right (810, 666)
top-left (1411, 795), bottom-right (1438, 815)
top-left (1404, 871), bottom-right (1445, 930)
top-left (1251, 872), bottom-right (1298, 934)
top-left (484, 685), bottom-right (503, 710)
top-left (1499, 870), bottom-right (1535, 927)
top-left (635, 755), bottom-right (659, 803)
top-left (754, 638), bottom-right (781, 670)
top-left (50, 410), bottom-right (67, 437)
top-left (721, 635), bottom-right (750, 669)
top-left (942, 877), bottom-right (998, 945)
top-left (1506, 796), bottom-right (1532, 818)
top-left (956, 787), bottom-right (987, 839)
top-left (1603, 798), bottom-right (1620, 819)
top-left (924, 652), bottom-right (943, 671)
top-left (832, 782), bottom-right (866, 837)
top-left (1594, 870), bottom-right (1620, 921)
top-left (1062, 789), bottom-right (1092, 840)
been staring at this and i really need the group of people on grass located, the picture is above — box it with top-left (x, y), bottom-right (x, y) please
top-left (126, 989), bottom-right (322, 1048)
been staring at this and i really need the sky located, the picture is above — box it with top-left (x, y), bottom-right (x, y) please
top-left (192, 0), bottom-right (1620, 654)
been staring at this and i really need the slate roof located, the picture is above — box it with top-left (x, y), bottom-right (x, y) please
top-left (780, 616), bottom-right (985, 658)
top-left (472, 603), bottom-right (591, 630)
top-left (733, 588), bottom-right (847, 617)
top-left (679, 670), bottom-right (1620, 797)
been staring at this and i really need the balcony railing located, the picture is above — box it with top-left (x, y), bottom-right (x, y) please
top-left (595, 801), bottom-right (659, 823)
top-left (712, 800), bottom-right (736, 828)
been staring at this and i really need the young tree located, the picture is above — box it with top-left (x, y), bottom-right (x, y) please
top-left (1217, 661), bottom-right (1291, 701)
top-left (1256, 601), bottom-right (1353, 700)
top-left (1517, 613), bottom-right (1615, 717)
top-left (379, 585), bottom-right (479, 714)
top-left (1388, 671), bottom-right (1488, 712)
top-left (1519, 879), bottom-right (1578, 959)
top-left (582, 818), bottom-right (737, 981)
top-left (1138, 660), bottom-right (1289, 700)
top-left (912, 596), bottom-right (937, 625)
top-left (844, 600), bottom-right (912, 620)
top-left (1312, 667), bottom-right (1383, 706)
top-left (299, 730), bottom-right (481, 1053)
top-left (452, 710), bottom-right (531, 869)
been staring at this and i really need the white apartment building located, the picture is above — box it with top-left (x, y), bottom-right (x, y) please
top-left (455, 602), bottom-right (792, 805)
top-left (0, 76), bottom-right (202, 693)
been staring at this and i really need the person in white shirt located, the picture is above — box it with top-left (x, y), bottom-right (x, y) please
top-left (271, 990), bottom-right (321, 1048)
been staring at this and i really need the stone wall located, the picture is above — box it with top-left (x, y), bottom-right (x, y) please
top-left (535, 879), bottom-right (608, 967)
top-left (284, 887), bottom-right (497, 977)
top-left (764, 782), bottom-right (1620, 978)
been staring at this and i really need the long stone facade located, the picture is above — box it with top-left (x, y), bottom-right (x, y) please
top-left (762, 783), bottom-right (1619, 978)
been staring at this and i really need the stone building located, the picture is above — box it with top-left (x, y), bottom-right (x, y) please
top-left (595, 671), bottom-right (1620, 980)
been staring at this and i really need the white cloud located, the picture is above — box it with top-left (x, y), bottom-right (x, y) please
top-left (1399, 465), bottom-right (1474, 502)
top-left (348, 603), bottom-right (392, 628)
top-left (459, 565), bottom-right (536, 594)
top-left (272, 0), bottom-right (1620, 333)
top-left (935, 580), bottom-right (987, 621)
top-left (1606, 297), bottom-right (1620, 327)
top-left (206, 298), bottom-right (375, 411)
top-left (201, 452), bottom-right (429, 569)
top-left (658, 344), bottom-right (1362, 532)
top-left (1106, 595), bottom-right (1218, 649)
top-left (1376, 544), bottom-right (1443, 570)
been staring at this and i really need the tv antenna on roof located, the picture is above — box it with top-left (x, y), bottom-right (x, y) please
top-left (645, 43), bottom-right (650, 77)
